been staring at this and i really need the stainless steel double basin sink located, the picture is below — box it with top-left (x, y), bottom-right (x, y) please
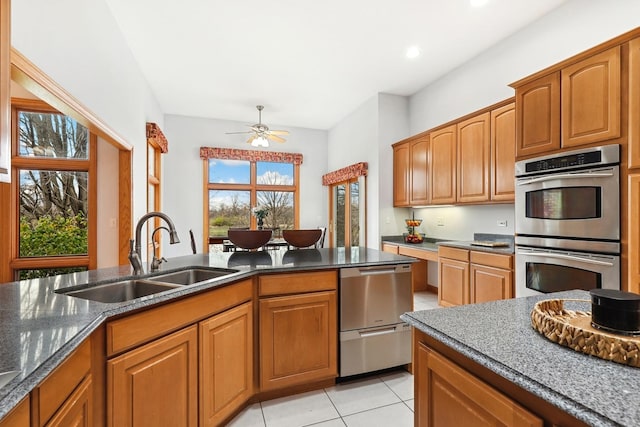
top-left (56, 268), bottom-right (239, 303)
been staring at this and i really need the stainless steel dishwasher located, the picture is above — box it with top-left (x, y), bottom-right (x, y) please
top-left (339, 264), bottom-right (412, 377)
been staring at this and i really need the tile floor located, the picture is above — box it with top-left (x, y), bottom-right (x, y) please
top-left (227, 291), bottom-right (440, 427)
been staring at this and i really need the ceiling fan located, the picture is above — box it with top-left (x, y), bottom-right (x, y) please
top-left (226, 105), bottom-right (289, 147)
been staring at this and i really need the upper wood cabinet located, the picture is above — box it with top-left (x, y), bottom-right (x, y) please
top-left (629, 37), bottom-right (640, 169)
top-left (393, 143), bottom-right (410, 206)
top-left (490, 103), bottom-right (516, 201)
top-left (429, 125), bottom-right (457, 205)
top-left (514, 72), bottom-right (561, 158)
top-left (0, 0), bottom-right (10, 182)
top-left (561, 46), bottom-right (621, 148)
top-left (393, 135), bottom-right (429, 207)
top-left (513, 45), bottom-right (621, 159)
top-left (457, 112), bottom-right (490, 203)
top-left (410, 135), bottom-right (429, 205)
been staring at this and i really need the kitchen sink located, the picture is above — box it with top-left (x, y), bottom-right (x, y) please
top-left (59, 280), bottom-right (180, 303)
top-left (0, 370), bottom-right (20, 390)
top-left (149, 268), bottom-right (239, 285)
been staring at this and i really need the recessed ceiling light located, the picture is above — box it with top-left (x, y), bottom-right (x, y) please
top-left (406, 46), bottom-right (421, 59)
top-left (470, 0), bottom-right (489, 7)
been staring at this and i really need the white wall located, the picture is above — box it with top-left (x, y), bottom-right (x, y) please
top-left (96, 139), bottom-right (119, 267)
top-left (403, 0), bottom-right (640, 240)
top-left (12, 0), bottom-right (165, 264)
top-left (161, 114), bottom-right (329, 258)
top-left (327, 93), bottom-right (410, 248)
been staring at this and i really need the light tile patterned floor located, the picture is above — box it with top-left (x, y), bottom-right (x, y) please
top-left (228, 291), bottom-right (440, 427)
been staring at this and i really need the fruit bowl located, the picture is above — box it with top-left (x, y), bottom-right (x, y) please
top-left (404, 233), bottom-right (424, 244)
top-left (405, 219), bottom-right (422, 227)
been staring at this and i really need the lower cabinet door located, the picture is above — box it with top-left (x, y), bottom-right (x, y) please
top-left (45, 376), bottom-right (92, 427)
top-left (470, 264), bottom-right (512, 303)
top-left (416, 342), bottom-right (542, 427)
top-left (259, 291), bottom-right (337, 391)
top-left (108, 326), bottom-right (198, 427)
top-left (438, 258), bottom-right (469, 307)
top-left (200, 301), bottom-right (253, 426)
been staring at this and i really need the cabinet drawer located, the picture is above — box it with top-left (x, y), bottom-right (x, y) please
top-left (398, 246), bottom-right (438, 261)
top-left (470, 251), bottom-right (512, 270)
top-left (107, 279), bottom-right (253, 356)
top-left (438, 246), bottom-right (469, 262)
top-left (259, 270), bottom-right (337, 296)
top-left (381, 243), bottom-right (399, 254)
top-left (36, 338), bottom-right (91, 426)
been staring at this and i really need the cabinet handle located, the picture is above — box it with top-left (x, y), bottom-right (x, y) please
top-left (359, 326), bottom-right (397, 338)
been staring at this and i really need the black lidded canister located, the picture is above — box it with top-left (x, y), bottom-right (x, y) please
top-left (590, 289), bottom-right (640, 336)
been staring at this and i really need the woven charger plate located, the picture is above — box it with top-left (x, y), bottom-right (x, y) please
top-left (531, 299), bottom-right (640, 368)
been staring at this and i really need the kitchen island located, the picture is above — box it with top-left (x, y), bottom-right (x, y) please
top-left (0, 247), bottom-right (414, 424)
top-left (401, 290), bottom-right (640, 426)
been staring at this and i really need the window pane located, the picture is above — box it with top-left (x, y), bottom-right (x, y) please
top-left (208, 159), bottom-right (250, 184)
top-left (18, 111), bottom-right (88, 159)
top-left (19, 266), bottom-right (87, 281)
top-left (257, 191), bottom-right (294, 236)
top-left (350, 181), bottom-right (360, 246)
top-left (257, 162), bottom-right (294, 185)
top-left (19, 170), bottom-right (89, 257)
top-left (335, 185), bottom-right (346, 247)
top-left (209, 190), bottom-right (251, 236)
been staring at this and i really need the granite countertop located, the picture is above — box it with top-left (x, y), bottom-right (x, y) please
top-left (382, 233), bottom-right (515, 254)
top-left (401, 290), bottom-right (640, 426)
top-left (0, 246), bottom-right (414, 420)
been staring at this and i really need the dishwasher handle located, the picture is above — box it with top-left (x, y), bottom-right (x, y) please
top-left (340, 264), bottom-right (411, 278)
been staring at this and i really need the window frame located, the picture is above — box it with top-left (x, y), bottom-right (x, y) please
top-left (203, 156), bottom-right (300, 251)
top-left (9, 98), bottom-right (97, 278)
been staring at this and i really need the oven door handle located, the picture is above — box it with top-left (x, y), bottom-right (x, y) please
top-left (517, 171), bottom-right (614, 186)
top-left (518, 251), bottom-right (614, 267)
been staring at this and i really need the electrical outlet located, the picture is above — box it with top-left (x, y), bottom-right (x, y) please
top-left (437, 217), bottom-right (444, 226)
top-left (497, 220), bottom-right (507, 227)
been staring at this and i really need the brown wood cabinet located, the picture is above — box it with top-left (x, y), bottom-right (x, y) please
top-left (393, 142), bottom-right (410, 206)
top-left (32, 338), bottom-right (93, 427)
top-left (490, 102), bottom-right (516, 201)
top-left (457, 112), bottom-right (491, 203)
top-left (561, 46), bottom-right (621, 148)
top-left (108, 326), bottom-right (198, 427)
top-left (259, 271), bottom-right (337, 392)
top-left (199, 301), bottom-right (253, 427)
top-left (629, 174), bottom-right (640, 293)
top-left (439, 246), bottom-right (513, 307)
top-left (630, 37), bottom-right (640, 169)
top-left (415, 340), bottom-right (543, 427)
top-left (513, 46), bottom-right (621, 159)
top-left (393, 135), bottom-right (430, 206)
top-left (429, 125), bottom-right (457, 204)
top-left (514, 72), bottom-right (561, 158)
top-left (470, 251), bottom-right (513, 304)
top-left (438, 246), bottom-right (469, 307)
top-left (0, 397), bottom-right (29, 427)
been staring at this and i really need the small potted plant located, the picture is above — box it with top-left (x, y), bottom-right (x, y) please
top-left (252, 205), bottom-right (269, 229)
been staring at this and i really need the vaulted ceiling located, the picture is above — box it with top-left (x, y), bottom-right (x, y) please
top-left (105, 0), bottom-right (568, 130)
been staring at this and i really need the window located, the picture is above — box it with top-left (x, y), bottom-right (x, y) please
top-left (10, 98), bottom-right (96, 279)
top-left (201, 148), bottom-right (301, 251)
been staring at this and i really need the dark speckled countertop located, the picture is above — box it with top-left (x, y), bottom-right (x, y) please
top-left (401, 290), bottom-right (640, 426)
top-left (381, 233), bottom-right (515, 254)
top-left (0, 247), bottom-right (414, 420)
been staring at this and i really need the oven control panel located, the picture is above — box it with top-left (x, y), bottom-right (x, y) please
top-left (516, 144), bottom-right (619, 177)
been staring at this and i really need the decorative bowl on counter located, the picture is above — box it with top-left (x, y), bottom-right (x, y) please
top-left (228, 229), bottom-right (272, 250)
top-left (403, 233), bottom-right (424, 244)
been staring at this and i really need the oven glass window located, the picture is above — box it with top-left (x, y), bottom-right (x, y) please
top-left (526, 262), bottom-right (601, 293)
top-left (525, 187), bottom-right (600, 220)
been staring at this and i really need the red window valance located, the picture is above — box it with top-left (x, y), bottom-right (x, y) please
top-left (146, 122), bottom-right (169, 153)
top-left (199, 147), bottom-right (303, 165)
top-left (322, 162), bottom-right (368, 186)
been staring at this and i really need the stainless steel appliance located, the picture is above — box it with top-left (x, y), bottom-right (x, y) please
top-left (339, 264), bottom-right (412, 377)
top-left (515, 145), bottom-right (621, 297)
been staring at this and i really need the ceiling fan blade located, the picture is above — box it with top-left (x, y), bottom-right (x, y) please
top-left (269, 130), bottom-right (289, 135)
top-left (246, 134), bottom-right (257, 144)
top-left (226, 131), bottom-right (253, 135)
top-left (267, 134), bottom-right (286, 143)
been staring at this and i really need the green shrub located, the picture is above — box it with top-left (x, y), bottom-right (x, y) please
top-left (19, 214), bottom-right (88, 257)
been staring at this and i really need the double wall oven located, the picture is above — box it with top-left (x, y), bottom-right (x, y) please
top-left (515, 144), bottom-right (621, 297)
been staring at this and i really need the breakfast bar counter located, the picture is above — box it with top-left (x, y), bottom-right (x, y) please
top-left (401, 290), bottom-right (640, 426)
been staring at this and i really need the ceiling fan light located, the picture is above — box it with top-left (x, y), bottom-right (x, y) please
top-left (251, 136), bottom-right (269, 147)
